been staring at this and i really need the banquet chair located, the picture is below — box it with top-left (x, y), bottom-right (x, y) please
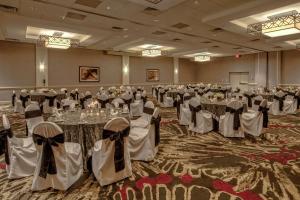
top-left (128, 104), bottom-right (160, 161)
top-left (14, 89), bottom-right (30, 114)
top-left (179, 93), bottom-right (192, 125)
top-left (42, 91), bottom-right (58, 114)
top-left (25, 104), bottom-right (44, 136)
top-left (219, 100), bottom-right (244, 138)
top-left (284, 92), bottom-right (298, 114)
top-left (159, 88), bottom-right (174, 108)
top-left (92, 117), bottom-right (132, 186)
top-left (130, 92), bottom-right (144, 117)
top-left (188, 98), bottom-right (213, 133)
top-left (241, 99), bottom-right (268, 137)
top-left (1, 114), bottom-right (37, 179)
top-left (251, 95), bottom-right (264, 111)
top-left (70, 90), bottom-right (77, 100)
top-left (97, 93), bottom-right (110, 108)
top-left (31, 122), bottom-right (83, 191)
top-left (243, 91), bottom-right (256, 108)
top-left (269, 91), bottom-right (287, 115)
top-left (83, 91), bottom-right (93, 108)
top-left (60, 88), bottom-right (68, 94)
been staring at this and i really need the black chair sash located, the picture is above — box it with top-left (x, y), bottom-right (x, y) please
top-left (244, 94), bottom-right (256, 107)
top-left (225, 107), bottom-right (243, 130)
top-left (63, 105), bottom-right (70, 110)
top-left (75, 91), bottom-right (79, 100)
top-left (189, 104), bottom-right (202, 127)
top-left (70, 93), bottom-right (76, 100)
top-left (178, 93), bottom-right (184, 103)
top-left (144, 107), bottom-right (154, 115)
top-left (85, 95), bottom-right (92, 101)
top-left (45, 96), bottom-right (57, 107)
top-left (184, 96), bottom-right (192, 101)
top-left (25, 110), bottom-right (42, 119)
top-left (102, 126), bottom-right (130, 172)
top-left (151, 115), bottom-right (161, 146)
top-left (0, 128), bottom-right (13, 165)
top-left (274, 95), bottom-right (285, 111)
top-left (12, 93), bottom-right (16, 107)
top-left (159, 92), bottom-right (166, 103)
top-left (141, 96), bottom-right (147, 104)
top-left (98, 99), bottom-right (109, 108)
top-left (137, 88), bottom-right (142, 92)
top-left (20, 95), bottom-right (30, 108)
top-left (296, 96), bottom-right (300, 109)
top-left (80, 98), bottom-right (85, 109)
top-left (258, 106), bottom-right (269, 128)
top-left (155, 88), bottom-right (159, 101)
top-left (254, 100), bottom-right (262, 106)
top-left (197, 91), bottom-right (204, 96)
top-left (123, 99), bottom-right (132, 110)
top-left (133, 91), bottom-right (137, 100)
top-left (33, 133), bottom-right (64, 178)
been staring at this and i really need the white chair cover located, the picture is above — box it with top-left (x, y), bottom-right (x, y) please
top-left (179, 93), bottom-right (192, 125)
top-left (42, 91), bottom-right (58, 114)
top-left (92, 117), bottom-right (132, 186)
top-left (188, 98), bottom-right (213, 133)
top-left (158, 89), bottom-right (173, 108)
top-left (25, 104), bottom-right (44, 136)
top-left (219, 100), bottom-right (244, 138)
top-left (269, 91), bottom-right (286, 115)
top-left (241, 100), bottom-right (267, 137)
top-left (112, 98), bottom-right (125, 108)
top-left (14, 90), bottom-right (30, 114)
top-left (128, 105), bottom-right (160, 161)
top-left (31, 122), bottom-right (83, 191)
top-left (1, 114), bottom-right (37, 179)
top-left (252, 95), bottom-right (263, 111)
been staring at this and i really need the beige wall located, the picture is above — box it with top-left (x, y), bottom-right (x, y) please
top-left (178, 58), bottom-right (198, 83)
top-left (196, 54), bottom-right (256, 83)
top-left (0, 41), bottom-right (36, 87)
top-left (48, 48), bottom-right (122, 86)
top-left (281, 50), bottom-right (300, 84)
top-left (129, 56), bottom-right (174, 84)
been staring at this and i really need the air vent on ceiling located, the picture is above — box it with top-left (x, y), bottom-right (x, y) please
top-left (210, 27), bottom-right (224, 33)
top-left (212, 45), bottom-right (220, 48)
top-left (145, 0), bottom-right (163, 4)
top-left (65, 12), bottom-right (86, 20)
top-left (250, 38), bottom-right (260, 42)
top-left (112, 26), bottom-right (125, 31)
top-left (74, 0), bottom-right (102, 8)
top-left (200, 41), bottom-right (212, 44)
top-left (172, 23), bottom-right (189, 29)
top-left (152, 31), bottom-right (166, 35)
top-left (172, 38), bottom-right (182, 42)
top-left (143, 7), bottom-right (161, 16)
top-left (5, 38), bottom-right (20, 42)
top-left (0, 4), bottom-right (18, 13)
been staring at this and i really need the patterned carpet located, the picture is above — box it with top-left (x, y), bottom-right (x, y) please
top-left (1, 104), bottom-right (300, 200)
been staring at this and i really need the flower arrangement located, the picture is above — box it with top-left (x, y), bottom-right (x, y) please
top-left (214, 93), bottom-right (224, 101)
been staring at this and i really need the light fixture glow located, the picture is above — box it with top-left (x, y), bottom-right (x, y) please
top-left (142, 49), bottom-right (162, 57)
top-left (194, 55), bottom-right (211, 62)
top-left (248, 11), bottom-right (300, 37)
top-left (45, 36), bottom-right (71, 49)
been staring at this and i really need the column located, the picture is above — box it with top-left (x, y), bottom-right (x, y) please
top-left (35, 46), bottom-right (48, 87)
top-left (122, 55), bottom-right (129, 85)
top-left (173, 57), bottom-right (179, 84)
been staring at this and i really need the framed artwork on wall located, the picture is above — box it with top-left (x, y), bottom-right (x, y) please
top-left (146, 69), bottom-right (160, 82)
top-left (79, 66), bottom-right (100, 82)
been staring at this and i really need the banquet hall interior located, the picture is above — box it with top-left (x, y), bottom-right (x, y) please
top-left (1, 0), bottom-right (300, 199)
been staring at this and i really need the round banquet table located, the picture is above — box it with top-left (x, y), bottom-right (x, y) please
top-left (30, 92), bottom-right (67, 104)
top-left (48, 108), bottom-right (130, 171)
top-left (167, 91), bottom-right (195, 99)
top-left (200, 100), bottom-right (248, 118)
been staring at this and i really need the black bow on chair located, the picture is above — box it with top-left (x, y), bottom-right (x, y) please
top-left (12, 93), bottom-right (16, 107)
top-left (295, 96), bottom-right (300, 109)
top-left (45, 95), bottom-right (57, 107)
top-left (274, 95), bottom-right (286, 111)
top-left (123, 99), bottom-right (132, 110)
top-left (253, 100), bottom-right (262, 106)
top-left (225, 107), bottom-right (243, 130)
top-left (75, 91), bottom-right (79, 100)
top-left (155, 88), bottom-right (159, 101)
top-left (258, 106), bottom-right (269, 128)
top-left (20, 95), bottom-right (30, 108)
top-left (102, 126), bottom-right (130, 172)
top-left (189, 104), bottom-right (202, 127)
top-left (132, 91), bottom-right (137, 100)
top-left (98, 99), bottom-right (109, 108)
top-left (159, 91), bottom-right (166, 103)
top-left (32, 133), bottom-right (64, 178)
top-left (244, 94), bottom-right (256, 108)
top-left (70, 93), bottom-right (76, 100)
top-left (141, 96), bottom-right (147, 104)
top-left (144, 107), bottom-right (154, 115)
top-left (151, 115), bottom-right (161, 146)
top-left (0, 129), bottom-right (13, 165)
top-left (25, 109), bottom-right (42, 119)
top-left (80, 98), bottom-right (85, 109)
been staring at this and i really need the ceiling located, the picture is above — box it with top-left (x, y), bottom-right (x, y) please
top-left (0, 0), bottom-right (300, 58)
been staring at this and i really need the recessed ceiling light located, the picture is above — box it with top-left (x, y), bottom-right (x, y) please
top-left (194, 0), bottom-right (199, 5)
top-left (106, 6), bottom-right (111, 10)
top-left (123, 35), bottom-right (129, 38)
top-left (153, 19), bottom-right (159, 22)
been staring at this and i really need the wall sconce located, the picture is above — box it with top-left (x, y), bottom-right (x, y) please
top-left (175, 69), bottom-right (178, 74)
top-left (123, 66), bottom-right (129, 74)
top-left (40, 63), bottom-right (45, 72)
